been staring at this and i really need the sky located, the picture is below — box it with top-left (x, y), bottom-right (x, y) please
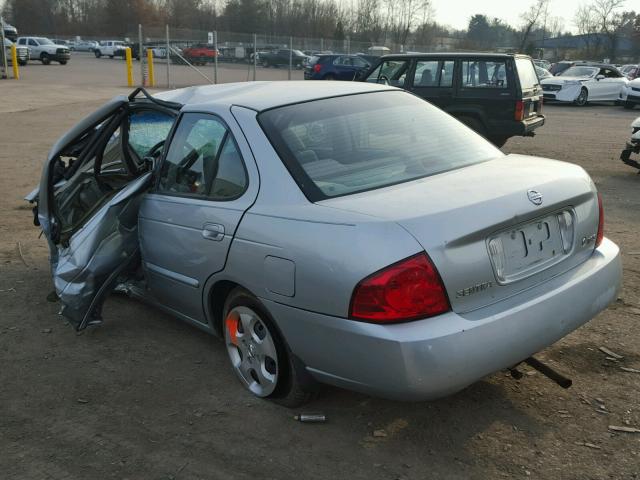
top-left (431, 0), bottom-right (589, 33)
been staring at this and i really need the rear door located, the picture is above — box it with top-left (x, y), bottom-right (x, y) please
top-left (138, 109), bottom-right (259, 327)
top-left (409, 58), bottom-right (455, 108)
top-left (33, 90), bottom-right (179, 329)
top-left (456, 57), bottom-right (516, 131)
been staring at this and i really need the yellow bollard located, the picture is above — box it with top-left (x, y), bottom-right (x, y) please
top-left (125, 47), bottom-right (133, 87)
top-left (147, 48), bottom-right (155, 87)
top-left (10, 44), bottom-right (19, 80)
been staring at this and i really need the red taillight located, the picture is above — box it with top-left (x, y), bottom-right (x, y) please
top-left (596, 193), bottom-right (604, 247)
top-left (313, 63), bottom-right (322, 73)
top-left (349, 253), bottom-right (450, 323)
top-left (515, 100), bottom-right (524, 121)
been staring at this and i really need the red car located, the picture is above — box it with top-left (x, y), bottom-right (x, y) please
top-left (182, 44), bottom-right (219, 65)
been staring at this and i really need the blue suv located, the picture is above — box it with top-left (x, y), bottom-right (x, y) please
top-left (304, 54), bottom-right (372, 81)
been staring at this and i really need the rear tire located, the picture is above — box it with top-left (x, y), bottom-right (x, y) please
top-left (575, 88), bottom-right (588, 106)
top-left (59, 60), bottom-right (67, 65)
top-left (94, 50), bottom-right (102, 58)
top-left (222, 288), bottom-right (316, 408)
top-left (40, 53), bottom-right (51, 65)
top-left (489, 136), bottom-right (509, 148)
top-left (18, 60), bottom-right (27, 66)
top-left (109, 55), bottom-right (114, 59)
top-left (624, 101), bottom-right (635, 110)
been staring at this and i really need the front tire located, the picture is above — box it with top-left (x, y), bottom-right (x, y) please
top-left (40, 53), bottom-right (51, 65)
top-left (223, 288), bottom-right (316, 407)
top-left (94, 50), bottom-right (102, 58)
top-left (59, 60), bottom-right (67, 65)
top-left (575, 88), bottom-right (588, 106)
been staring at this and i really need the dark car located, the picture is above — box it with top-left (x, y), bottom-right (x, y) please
top-left (260, 49), bottom-right (307, 68)
top-left (304, 54), bottom-right (372, 80)
top-left (362, 53), bottom-right (545, 147)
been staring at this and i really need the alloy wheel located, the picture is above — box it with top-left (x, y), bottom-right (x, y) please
top-left (224, 306), bottom-right (279, 397)
top-left (575, 89), bottom-right (588, 106)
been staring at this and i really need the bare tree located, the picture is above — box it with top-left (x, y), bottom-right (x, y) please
top-left (519, 0), bottom-right (550, 52)
top-left (384, 0), bottom-right (431, 48)
top-left (591, 0), bottom-right (625, 59)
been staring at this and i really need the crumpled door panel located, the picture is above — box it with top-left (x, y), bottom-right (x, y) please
top-left (52, 173), bottom-right (152, 330)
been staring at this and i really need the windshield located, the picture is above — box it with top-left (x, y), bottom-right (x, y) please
top-left (259, 91), bottom-right (501, 201)
top-left (560, 66), bottom-right (598, 78)
top-left (516, 58), bottom-right (539, 89)
top-left (35, 37), bottom-right (54, 45)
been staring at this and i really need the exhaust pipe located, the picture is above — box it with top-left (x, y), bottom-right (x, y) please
top-left (524, 356), bottom-right (572, 389)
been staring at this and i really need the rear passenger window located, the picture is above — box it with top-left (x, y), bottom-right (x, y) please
top-left (413, 60), bottom-right (454, 87)
top-left (414, 61), bottom-right (439, 86)
top-left (158, 113), bottom-right (247, 199)
top-left (462, 60), bottom-right (508, 88)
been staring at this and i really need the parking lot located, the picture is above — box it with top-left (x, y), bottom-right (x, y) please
top-left (1, 55), bottom-right (640, 479)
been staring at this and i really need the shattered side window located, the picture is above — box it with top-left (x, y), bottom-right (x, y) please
top-left (128, 110), bottom-right (175, 159)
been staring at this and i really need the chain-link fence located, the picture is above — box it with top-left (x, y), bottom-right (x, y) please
top-left (32, 24), bottom-right (477, 88)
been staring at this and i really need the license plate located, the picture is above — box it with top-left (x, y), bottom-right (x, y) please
top-left (488, 214), bottom-right (566, 284)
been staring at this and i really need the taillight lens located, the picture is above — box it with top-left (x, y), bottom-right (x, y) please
top-left (349, 253), bottom-right (450, 323)
top-left (515, 100), bottom-right (524, 121)
top-left (596, 193), bottom-right (604, 247)
top-left (313, 63), bottom-right (322, 73)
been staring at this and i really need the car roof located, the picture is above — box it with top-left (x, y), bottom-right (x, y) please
top-left (155, 81), bottom-right (396, 112)
top-left (377, 52), bottom-right (528, 60)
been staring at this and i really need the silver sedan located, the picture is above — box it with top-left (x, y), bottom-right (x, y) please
top-left (27, 82), bottom-right (621, 406)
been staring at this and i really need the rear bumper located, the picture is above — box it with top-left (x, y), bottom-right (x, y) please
top-left (263, 238), bottom-right (621, 400)
top-left (490, 115), bottom-right (545, 137)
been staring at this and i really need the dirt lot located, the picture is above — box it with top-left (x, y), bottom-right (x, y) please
top-left (1, 56), bottom-right (640, 479)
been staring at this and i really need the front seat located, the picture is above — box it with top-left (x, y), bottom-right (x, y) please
top-left (419, 69), bottom-right (433, 86)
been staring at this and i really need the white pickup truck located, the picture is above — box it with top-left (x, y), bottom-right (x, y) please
top-left (94, 40), bottom-right (125, 58)
top-left (16, 36), bottom-right (70, 64)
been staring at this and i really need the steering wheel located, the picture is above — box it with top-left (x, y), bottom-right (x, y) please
top-left (379, 75), bottom-right (390, 85)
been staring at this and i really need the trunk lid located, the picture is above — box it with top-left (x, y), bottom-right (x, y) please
top-left (320, 155), bottom-right (600, 313)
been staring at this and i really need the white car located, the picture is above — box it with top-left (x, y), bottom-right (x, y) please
top-left (620, 78), bottom-right (640, 110)
top-left (16, 36), bottom-right (71, 65)
top-left (620, 116), bottom-right (640, 169)
top-left (94, 40), bottom-right (125, 58)
top-left (541, 64), bottom-right (627, 106)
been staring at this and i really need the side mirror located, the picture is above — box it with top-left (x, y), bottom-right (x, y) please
top-left (596, 74), bottom-right (605, 80)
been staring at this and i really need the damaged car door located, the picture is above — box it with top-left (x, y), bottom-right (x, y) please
top-left (30, 89), bottom-right (179, 330)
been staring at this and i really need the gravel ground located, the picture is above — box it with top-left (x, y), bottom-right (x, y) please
top-left (1, 57), bottom-right (639, 479)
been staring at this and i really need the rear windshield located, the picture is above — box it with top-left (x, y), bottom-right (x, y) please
top-left (259, 91), bottom-right (501, 201)
top-left (516, 58), bottom-right (539, 90)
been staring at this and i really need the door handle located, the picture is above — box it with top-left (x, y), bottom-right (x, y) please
top-left (202, 223), bottom-right (225, 241)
